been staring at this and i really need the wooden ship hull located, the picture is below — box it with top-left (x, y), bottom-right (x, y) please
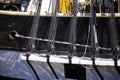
top-left (0, 0), bottom-right (120, 80)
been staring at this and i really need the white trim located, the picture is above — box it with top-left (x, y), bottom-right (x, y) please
top-left (20, 54), bottom-right (120, 66)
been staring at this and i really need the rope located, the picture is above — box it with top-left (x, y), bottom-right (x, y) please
top-left (15, 33), bottom-right (111, 51)
top-left (80, 22), bottom-right (92, 70)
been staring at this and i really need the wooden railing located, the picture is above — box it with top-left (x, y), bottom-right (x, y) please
top-left (1, 10), bottom-right (120, 17)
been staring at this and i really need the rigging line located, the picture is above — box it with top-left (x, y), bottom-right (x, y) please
top-left (90, 0), bottom-right (104, 80)
top-left (27, 0), bottom-right (41, 51)
top-left (90, 0), bottom-right (99, 55)
top-left (47, 0), bottom-right (59, 79)
top-left (48, 0), bottom-right (52, 14)
top-left (92, 56), bottom-right (104, 80)
top-left (26, 53), bottom-right (40, 80)
top-left (98, 0), bottom-right (102, 13)
top-left (102, 0), bottom-right (105, 13)
top-left (46, 55), bottom-right (59, 80)
top-left (51, 0), bottom-right (58, 15)
top-left (114, 55), bottom-right (120, 75)
top-left (68, 0), bottom-right (77, 63)
top-left (108, 0), bottom-right (120, 75)
top-left (15, 33), bottom-right (111, 51)
top-left (80, 20), bottom-right (92, 70)
top-left (47, 0), bottom-right (58, 52)
top-left (109, 0), bottom-right (120, 54)
top-left (26, 0), bottom-right (41, 80)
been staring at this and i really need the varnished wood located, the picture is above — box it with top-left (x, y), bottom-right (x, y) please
top-left (0, 10), bottom-right (120, 17)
